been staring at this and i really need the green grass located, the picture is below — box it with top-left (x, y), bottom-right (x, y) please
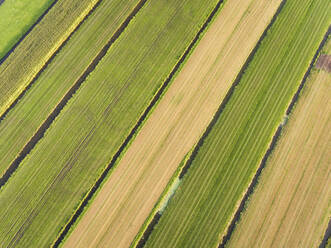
top-left (0, 0), bottom-right (142, 177)
top-left (0, 0), bottom-right (220, 246)
top-left (145, 0), bottom-right (331, 247)
top-left (0, 0), bottom-right (54, 59)
top-left (0, 0), bottom-right (100, 118)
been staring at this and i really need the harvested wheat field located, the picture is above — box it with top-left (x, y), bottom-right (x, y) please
top-left (227, 56), bottom-right (331, 248)
top-left (64, 0), bottom-right (283, 247)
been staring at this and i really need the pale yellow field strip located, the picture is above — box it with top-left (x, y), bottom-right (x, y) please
top-left (227, 68), bottom-right (331, 248)
top-left (64, 0), bottom-right (283, 247)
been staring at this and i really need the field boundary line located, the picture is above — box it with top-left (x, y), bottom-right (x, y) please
top-left (0, 0), bottom-right (59, 65)
top-left (0, 0), bottom-right (103, 124)
top-left (218, 24), bottom-right (331, 248)
top-left (0, 0), bottom-right (148, 190)
top-left (51, 0), bottom-right (231, 246)
top-left (130, 1), bottom-right (287, 247)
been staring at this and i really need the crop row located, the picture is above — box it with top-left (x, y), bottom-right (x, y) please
top-left (0, 0), bottom-right (143, 179)
top-left (61, 0), bottom-right (288, 247)
top-left (144, 0), bottom-right (331, 247)
top-left (0, 0), bottom-right (100, 118)
top-left (0, 0), bottom-right (221, 246)
top-left (227, 41), bottom-right (331, 247)
top-left (0, 0), bottom-right (55, 60)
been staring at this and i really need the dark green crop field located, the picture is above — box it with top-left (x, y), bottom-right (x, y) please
top-left (145, 0), bottom-right (331, 247)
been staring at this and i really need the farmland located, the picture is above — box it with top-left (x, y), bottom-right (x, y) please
top-left (0, 0), bottom-right (224, 246)
top-left (0, 0), bottom-right (142, 180)
top-left (0, 0), bottom-right (55, 60)
top-left (0, 0), bottom-right (329, 247)
top-left (0, 0), bottom-right (101, 118)
top-left (227, 44), bottom-right (331, 248)
top-left (144, 0), bottom-right (331, 247)
top-left (63, 0), bottom-right (284, 247)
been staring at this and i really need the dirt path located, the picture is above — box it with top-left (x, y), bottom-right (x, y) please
top-left (64, 0), bottom-right (283, 247)
top-left (227, 68), bottom-right (331, 247)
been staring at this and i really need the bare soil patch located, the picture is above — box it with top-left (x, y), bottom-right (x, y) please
top-left (316, 54), bottom-right (331, 72)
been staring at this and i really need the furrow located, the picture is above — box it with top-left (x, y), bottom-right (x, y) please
top-left (319, 219), bottom-right (331, 248)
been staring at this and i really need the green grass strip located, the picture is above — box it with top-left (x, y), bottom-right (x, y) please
top-left (145, 0), bottom-right (331, 247)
